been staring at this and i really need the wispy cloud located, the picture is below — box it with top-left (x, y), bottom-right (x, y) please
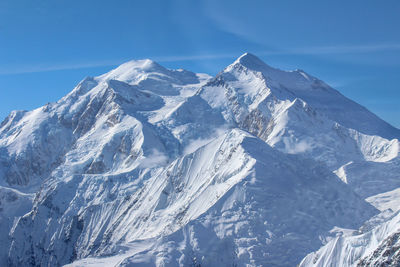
top-left (2, 43), bottom-right (400, 75)
top-left (280, 43), bottom-right (400, 56)
top-left (153, 53), bottom-right (238, 62)
top-left (0, 59), bottom-right (127, 75)
top-left (0, 54), bottom-right (239, 75)
top-left (203, 0), bottom-right (400, 57)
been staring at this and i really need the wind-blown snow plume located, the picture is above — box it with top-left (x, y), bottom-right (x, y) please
top-left (140, 149), bottom-right (169, 168)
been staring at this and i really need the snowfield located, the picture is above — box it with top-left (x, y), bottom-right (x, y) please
top-left (0, 53), bottom-right (399, 266)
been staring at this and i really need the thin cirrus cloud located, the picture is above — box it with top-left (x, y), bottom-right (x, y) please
top-left (0, 60), bottom-right (125, 75)
top-left (1, 44), bottom-right (400, 75)
top-left (0, 53), bottom-right (238, 75)
top-left (285, 43), bottom-right (400, 55)
top-left (0, 54), bottom-right (236, 75)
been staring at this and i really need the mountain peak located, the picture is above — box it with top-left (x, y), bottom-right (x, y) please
top-left (106, 58), bottom-right (166, 76)
top-left (120, 58), bottom-right (164, 72)
top-left (96, 58), bottom-right (170, 85)
top-left (96, 58), bottom-right (203, 88)
top-left (227, 52), bottom-right (283, 77)
top-left (232, 53), bottom-right (313, 79)
top-left (235, 52), bottom-right (269, 69)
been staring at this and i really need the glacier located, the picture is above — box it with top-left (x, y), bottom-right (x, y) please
top-left (0, 53), bottom-right (399, 266)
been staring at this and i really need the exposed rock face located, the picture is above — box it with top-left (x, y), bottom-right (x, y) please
top-left (357, 231), bottom-right (400, 267)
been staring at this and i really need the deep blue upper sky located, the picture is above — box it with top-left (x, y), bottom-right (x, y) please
top-left (1, 0), bottom-right (399, 128)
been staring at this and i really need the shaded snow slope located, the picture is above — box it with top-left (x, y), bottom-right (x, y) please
top-left (0, 186), bottom-right (33, 264)
top-left (334, 157), bottom-right (400, 199)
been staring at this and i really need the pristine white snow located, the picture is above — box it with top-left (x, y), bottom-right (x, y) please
top-left (0, 53), bottom-right (399, 266)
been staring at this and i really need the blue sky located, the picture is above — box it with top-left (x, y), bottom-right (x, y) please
top-left (1, 0), bottom-right (399, 128)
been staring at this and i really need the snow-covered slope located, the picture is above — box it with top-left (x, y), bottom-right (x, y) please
top-left (98, 131), bottom-right (377, 266)
top-left (300, 175), bottom-right (400, 267)
top-left (0, 60), bottom-right (209, 190)
top-left (199, 53), bottom-right (399, 167)
top-left (8, 130), bottom-right (377, 266)
top-left (299, 211), bottom-right (400, 267)
top-left (198, 53), bottom-right (400, 200)
top-left (0, 53), bottom-right (399, 266)
top-left (0, 186), bottom-right (33, 264)
top-left (220, 53), bottom-right (400, 140)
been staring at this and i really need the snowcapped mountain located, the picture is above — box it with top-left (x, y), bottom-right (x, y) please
top-left (0, 53), bottom-right (399, 266)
